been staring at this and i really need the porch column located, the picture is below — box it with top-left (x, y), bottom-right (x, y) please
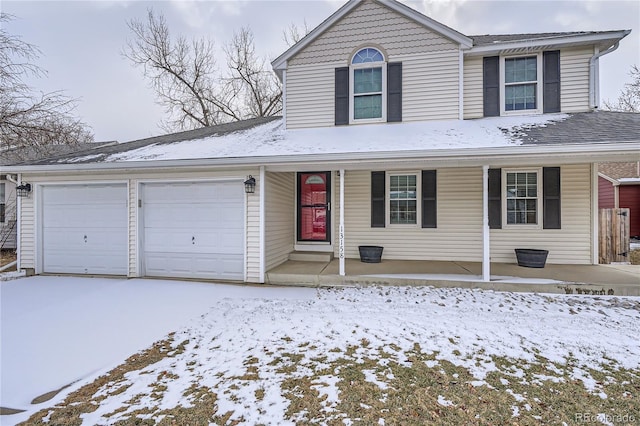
top-left (339, 169), bottom-right (345, 276)
top-left (259, 166), bottom-right (266, 283)
top-left (482, 165), bottom-right (490, 281)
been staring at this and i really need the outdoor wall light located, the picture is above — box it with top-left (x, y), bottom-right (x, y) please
top-left (16, 182), bottom-right (32, 197)
top-left (244, 176), bottom-right (256, 194)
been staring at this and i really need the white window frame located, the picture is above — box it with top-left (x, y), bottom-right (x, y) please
top-left (349, 49), bottom-right (387, 124)
top-left (386, 172), bottom-right (420, 227)
top-left (500, 53), bottom-right (543, 116)
top-left (502, 168), bottom-right (542, 229)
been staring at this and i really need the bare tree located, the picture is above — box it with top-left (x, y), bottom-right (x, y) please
top-left (0, 13), bottom-right (93, 156)
top-left (282, 20), bottom-right (310, 47)
top-left (224, 28), bottom-right (281, 119)
top-left (603, 65), bottom-right (640, 113)
top-left (124, 9), bottom-right (282, 132)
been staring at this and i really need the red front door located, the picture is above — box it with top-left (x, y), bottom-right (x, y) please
top-left (297, 172), bottom-right (331, 242)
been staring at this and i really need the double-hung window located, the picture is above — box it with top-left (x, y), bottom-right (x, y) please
top-left (350, 48), bottom-right (386, 122)
top-left (389, 174), bottom-right (418, 225)
top-left (504, 170), bottom-right (540, 226)
top-left (502, 55), bottom-right (542, 114)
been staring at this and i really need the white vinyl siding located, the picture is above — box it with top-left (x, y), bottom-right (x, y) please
top-left (18, 169), bottom-right (262, 282)
top-left (265, 172), bottom-right (295, 271)
top-left (289, 0), bottom-right (458, 67)
top-left (335, 165), bottom-right (592, 264)
top-left (0, 181), bottom-right (17, 249)
top-left (491, 164), bottom-right (592, 264)
top-left (336, 168), bottom-right (483, 261)
top-left (463, 56), bottom-right (484, 119)
top-left (20, 187), bottom-right (35, 268)
top-left (402, 50), bottom-right (460, 121)
top-left (560, 47), bottom-right (593, 113)
top-left (286, 63), bottom-right (336, 129)
top-left (128, 183), bottom-right (137, 276)
top-left (286, 51), bottom-right (460, 129)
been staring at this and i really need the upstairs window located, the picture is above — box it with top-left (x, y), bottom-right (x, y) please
top-left (501, 55), bottom-right (542, 114)
top-left (350, 48), bottom-right (386, 122)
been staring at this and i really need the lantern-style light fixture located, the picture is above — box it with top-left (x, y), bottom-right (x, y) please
top-left (244, 175), bottom-right (256, 194)
top-left (16, 183), bottom-right (32, 197)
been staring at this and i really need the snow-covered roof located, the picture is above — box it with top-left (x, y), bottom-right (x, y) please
top-left (6, 111), bottom-right (640, 171)
top-left (79, 114), bottom-right (566, 163)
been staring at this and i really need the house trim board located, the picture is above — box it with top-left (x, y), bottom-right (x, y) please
top-left (7, 143), bottom-right (640, 174)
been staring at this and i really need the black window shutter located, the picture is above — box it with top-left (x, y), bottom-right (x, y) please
top-left (483, 56), bottom-right (500, 117)
top-left (543, 51), bottom-right (561, 113)
top-left (371, 171), bottom-right (385, 228)
top-left (335, 67), bottom-right (349, 125)
top-left (543, 167), bottom-right (561, 229)
top-left (422, 170), bottom-right (437, 228)
top-left (488, 168), bottom-right (502, 229)
top-left (387, 62), bottom-right (402, 122)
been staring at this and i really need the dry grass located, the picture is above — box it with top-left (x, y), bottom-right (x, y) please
top-left (20, 337), bottom-right (639, 425)
top-left (630, 248), bottom-right (640, 265)
top-left (0, 250), bottom-right (17, 269)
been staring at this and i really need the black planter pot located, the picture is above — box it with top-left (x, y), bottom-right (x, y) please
top-left (359, 246), bottom-right (384, 263)
top-left (515, 249), bottom-right (549, 268)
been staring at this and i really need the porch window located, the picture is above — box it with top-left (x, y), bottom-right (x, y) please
top-left (389, 174), bottom-right (418, 225)
top-left (505, 170), bottom-right (540, 225)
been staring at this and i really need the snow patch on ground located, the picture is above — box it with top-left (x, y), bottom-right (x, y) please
top-left (3, 279), bottom-right (639, 425)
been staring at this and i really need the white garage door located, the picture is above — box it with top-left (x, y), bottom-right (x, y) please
top-left (142, 181), bottom-right (244, 280)
top-left (42, 184), bottom-right (128, 275)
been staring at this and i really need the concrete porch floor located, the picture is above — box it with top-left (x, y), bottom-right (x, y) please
top-left (265, 259), bottom-right (640, 296)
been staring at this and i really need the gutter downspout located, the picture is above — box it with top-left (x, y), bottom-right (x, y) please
top-left (5, 174), bottom-right (21, 272)
top-left (589, 41), bottom-right (620, 109)
top-left (459, 48), bottom-right (464, 120)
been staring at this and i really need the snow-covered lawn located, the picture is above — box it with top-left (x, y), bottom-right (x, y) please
top-left (4, 278), bottom-right (640, 425)
top-left (0, 277), bottom-right (315, 422)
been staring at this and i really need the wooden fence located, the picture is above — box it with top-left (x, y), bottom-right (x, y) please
top-left (599, 208), bottom-right (630, 264)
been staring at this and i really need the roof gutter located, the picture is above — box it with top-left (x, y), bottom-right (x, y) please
top-left (4, 141), bottom-right (640, 174)
top-left (466, 30), bottom-right (630, 57)
top-left (589, 31), bottom-right (629, 108)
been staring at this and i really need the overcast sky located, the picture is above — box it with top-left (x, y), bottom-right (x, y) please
top-left (4, 0), bottom-right (639, 143)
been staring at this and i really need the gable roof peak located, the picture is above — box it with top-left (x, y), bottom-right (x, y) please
top-left (271, 0), bottom-right (472, 79)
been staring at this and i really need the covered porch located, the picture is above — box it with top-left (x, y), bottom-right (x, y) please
top-left (265, 258), bottom-right (640, 296)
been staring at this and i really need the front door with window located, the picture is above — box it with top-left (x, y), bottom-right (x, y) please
top-left (297, 172), bottom-right (331, 242)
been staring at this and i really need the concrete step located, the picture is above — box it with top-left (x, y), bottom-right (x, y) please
top-left (288, 251), bottom-right (334, 262)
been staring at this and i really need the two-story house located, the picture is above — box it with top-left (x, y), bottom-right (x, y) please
top-left (4, 0), bottom-right (640, 283)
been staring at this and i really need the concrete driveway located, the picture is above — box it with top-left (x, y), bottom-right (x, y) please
top-left (0, 276), bottom-right (315, 421)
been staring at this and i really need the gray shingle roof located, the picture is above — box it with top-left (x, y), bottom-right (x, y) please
top-left (516, 111), bottom-right (640, 145)
top-left (16, 116), bottom-right (280, 166)
top-left (469, 30), bottom-right (626, 47)
top-left (0, 142), bottom-right (117, 166)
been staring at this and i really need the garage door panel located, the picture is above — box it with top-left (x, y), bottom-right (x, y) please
top-left (42, 184), bottom-right (128, 275)
top-left (142, 181), bottom-right (244, 280)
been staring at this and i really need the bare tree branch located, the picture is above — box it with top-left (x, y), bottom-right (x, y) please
top-left (123, 9), bottom-right (283, 132)
top-left (0, 13), bottom-right (93, 157)
top-left (602, 65), bottom-right (640, 113)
